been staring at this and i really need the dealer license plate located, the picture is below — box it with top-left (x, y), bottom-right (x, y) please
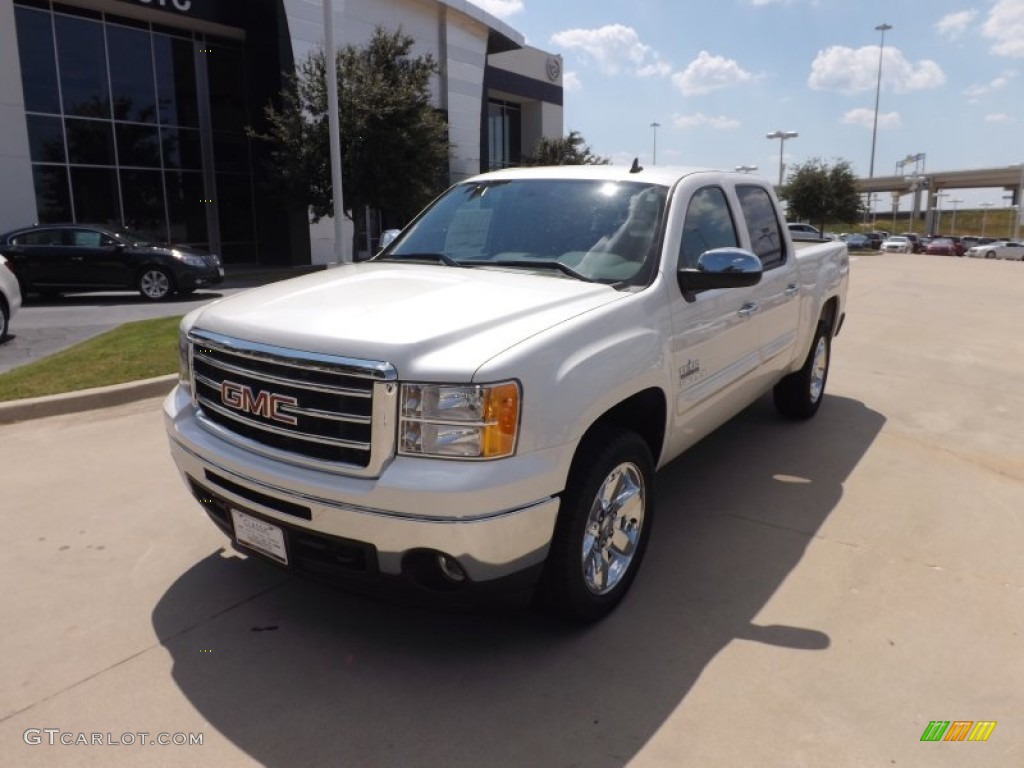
top-left (231, 509), bottom-right (288, 565)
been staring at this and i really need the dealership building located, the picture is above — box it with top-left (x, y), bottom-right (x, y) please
top-left (0, 0), bottom-right (564, 264)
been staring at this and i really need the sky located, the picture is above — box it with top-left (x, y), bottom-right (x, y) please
top-left (470, 0), bottom-right (1024, 212)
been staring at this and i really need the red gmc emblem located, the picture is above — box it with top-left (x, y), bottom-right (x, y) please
top-left (220, 380), bottom-right (298, 425)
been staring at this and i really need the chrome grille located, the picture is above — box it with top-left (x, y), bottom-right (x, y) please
top-left (188, 330), bottom-right (397, 474)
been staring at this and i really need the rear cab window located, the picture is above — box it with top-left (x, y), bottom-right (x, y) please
top-left (736, 184), bottom-right (787, 270)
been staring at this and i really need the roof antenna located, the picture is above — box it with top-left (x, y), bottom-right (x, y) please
top-left (629, 157), bottom-right (644, 174)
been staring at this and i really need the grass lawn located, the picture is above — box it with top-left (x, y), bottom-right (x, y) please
top-left (0, 315), bottom-right (182, 402)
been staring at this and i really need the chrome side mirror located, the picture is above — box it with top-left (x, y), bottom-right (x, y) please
top-left (678, 247), bottom-right (763, 293)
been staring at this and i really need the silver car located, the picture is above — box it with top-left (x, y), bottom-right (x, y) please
top-left (881, 236), bottom-right (912, 253)
top-left (0, 254), bottom-right (23, 341)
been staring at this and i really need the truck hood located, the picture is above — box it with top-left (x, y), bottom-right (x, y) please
top-left (189, 262), bottom-right (627, 379)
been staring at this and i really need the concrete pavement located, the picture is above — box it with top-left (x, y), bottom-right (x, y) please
top-left (0, 254), bottom-right (1022, 767)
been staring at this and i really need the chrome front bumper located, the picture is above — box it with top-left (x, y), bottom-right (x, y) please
top-left (164, 386), bottom-right (562, 585)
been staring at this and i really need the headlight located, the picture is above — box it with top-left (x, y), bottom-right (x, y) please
top-left (399, 381), bottom-right (520, 459)
top-left (177, 329), bottom-right (192, 392)
top-left (172, 249), bottom-right (207, 268)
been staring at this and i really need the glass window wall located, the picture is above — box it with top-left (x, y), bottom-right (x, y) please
top-left (13, 2), bottom-right (258, 262)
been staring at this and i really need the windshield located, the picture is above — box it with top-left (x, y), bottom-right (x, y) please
top-left (115, 228), bottom-right (158, 246)
top-left (381, 179), bottom-right (668, 285)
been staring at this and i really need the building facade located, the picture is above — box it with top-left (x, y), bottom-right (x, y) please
top-left (0, 0), bottom-right (563, 265)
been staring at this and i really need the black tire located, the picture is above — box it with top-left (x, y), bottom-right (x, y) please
top-left (137, 267), bottom-right (174, 300)
top-left (774, 321), bottom-right (831, 420)
top-left (986, 251), bottom-right (995, 259)
top-left (537, 427), bottom-right (654, 622)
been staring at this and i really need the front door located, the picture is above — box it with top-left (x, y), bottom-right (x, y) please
top-left (63, 228), bottom-right (131, 288)
top-left (666, 184), bottom-right (763, 458)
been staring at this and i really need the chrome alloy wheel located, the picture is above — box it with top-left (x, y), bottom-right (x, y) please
top-left (581, 462), bottom-right (646, 595)
top-left (809, 335), bottom-right (829, 404)
top-left (140, 269), bottom-right (171, 299)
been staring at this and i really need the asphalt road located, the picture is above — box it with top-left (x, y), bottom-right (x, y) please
top-left (0, 287), bottom-right (249, 375)
top-left (1, 254), bottom-right (1022, 767)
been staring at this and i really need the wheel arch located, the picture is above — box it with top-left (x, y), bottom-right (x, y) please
top-left (819, 295), bottom-right (840, 337)
top-left (572, 387), bottom-right (667, 473)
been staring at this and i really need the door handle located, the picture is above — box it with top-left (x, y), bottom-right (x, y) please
top-left (737, 302), bottom-right (760, 318)
top-left (784, 283), bottom-right (799, 297)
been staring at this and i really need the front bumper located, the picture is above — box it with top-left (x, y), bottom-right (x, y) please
top-left (177, 266), bottom-right (224, 290)
top-left (164, 386), bottom-right (563, 595)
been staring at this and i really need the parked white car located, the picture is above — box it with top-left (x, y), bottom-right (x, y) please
top-left (962, 241), bottom-right (1019, 260)
top-left (881, 236), bottom-right (912, 254)
top-left (967, 241), bottom-right (1024, 260)
top-left (0, 254), bottom-right (22, 341)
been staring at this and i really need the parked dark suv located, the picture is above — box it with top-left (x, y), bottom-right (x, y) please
top-left (0, 224), bottom-right (223, 301)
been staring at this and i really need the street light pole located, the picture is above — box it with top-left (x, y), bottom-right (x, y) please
top-left (949, 198), bottom-right (962, 235)
top-left (323, 0), bottom-right (347, 264)
top-left (766, 130), bottom-right (798, 187)
top-left (869, 23), bottom-right (892, 179)
top-left (650, 122), bottom-right (661, 166)
top-left (1015, 162), bottom-right (1024, 240)
top-left (935, 190), bottom-right (947, 234)
top-left (980, 202), bottom-right (994, 237)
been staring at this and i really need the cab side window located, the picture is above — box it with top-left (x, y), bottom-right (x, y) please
top-left (69, 229), bottom-right (103, 247)
top-left (737, 185), bottom-right (786, 269)
top-left (678, 186), bottom-right (739, 270)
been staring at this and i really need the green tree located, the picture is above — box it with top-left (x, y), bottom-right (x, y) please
top-left (250, 27), bottom-right (450, 225)
top-left (780, 158), bottom-right (863, 234)
top-left (522, 130), bottom-right (609, 166)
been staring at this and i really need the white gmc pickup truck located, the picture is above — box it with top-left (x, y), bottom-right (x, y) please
top-left (164, 165), bottom-right (848, 621)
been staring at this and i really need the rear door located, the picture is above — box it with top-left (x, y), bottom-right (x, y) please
top-left (3, 228), bottom-right (72, 288)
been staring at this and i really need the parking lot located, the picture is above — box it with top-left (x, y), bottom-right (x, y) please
top-left (1, 253), bottom-right (1022, 767)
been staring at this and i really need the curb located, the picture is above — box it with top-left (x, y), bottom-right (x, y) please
top-left (0, 374), bottom-right (177, 425)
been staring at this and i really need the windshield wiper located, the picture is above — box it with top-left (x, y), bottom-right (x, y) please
top-left (376, 252), bottom-right (464, 268)
top-left (485, 259), bottom-right (596, 283)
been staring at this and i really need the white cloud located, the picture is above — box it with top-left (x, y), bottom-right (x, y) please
top-left (841, 108), bottom-right (902, 129)
top-left (984, 112), bottom-right (1016, 122)
top-left (673, 113), bottom-right (741, 129)
top-left (935, 10), bottom-right (978, 40)
top-left (550, 24), bottom-right (666, 76)
top-left (809, 46), bottom-right (945, 93)
top-left (636, 60), bottom-right (673, 78)
top-left (982, 0), bottom-right (1024, 57)
top-left (672, 51), bottom-right (753, 96)
top-left (467, 0), bottom-right (524, 19)
top-left (964, 70), bottom-right (1016, 98)
top-left (563, 71), bottom-right (582, 91)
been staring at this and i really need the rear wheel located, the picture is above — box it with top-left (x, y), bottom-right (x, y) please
top-left (774, 322), bottom-right (831, 420)
top-left (537, 427), bottom-right (654, 622)
top-left (138, 267), bottom-right (174, 300)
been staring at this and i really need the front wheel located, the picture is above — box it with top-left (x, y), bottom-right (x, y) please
top-left (774, 323), bottom-right (831, 420)
top-left (138, 267), bottom-right (174, 300)
top-left (537, 428), bottom-right (654, 622)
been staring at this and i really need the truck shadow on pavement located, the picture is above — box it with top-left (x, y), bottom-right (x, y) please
top-left (152, 394), bottom-right (885, 767)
